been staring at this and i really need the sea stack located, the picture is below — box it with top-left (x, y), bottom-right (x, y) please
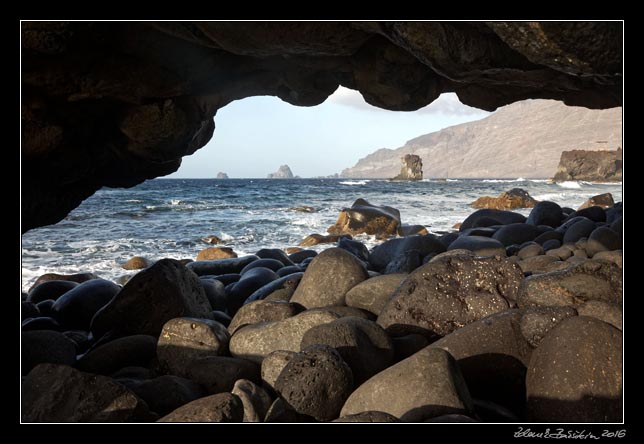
top-left (216, 172), bottom-right (229, 179)
top-left (268, 165), bottom-right (295, 179)
top-left (554, 149), bottom-right (622, 182)
top-left (391, 155), bottom-right (423, 181)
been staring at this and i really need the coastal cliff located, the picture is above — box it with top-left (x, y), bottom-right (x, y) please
top-left (391, 155), bottom-right (423, 181)
top-left (554, 149), bottom-right (622, 182)
top-left (268, 165), bottom-right (295, 179)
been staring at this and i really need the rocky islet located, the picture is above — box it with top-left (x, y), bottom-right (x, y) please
top-left (21, 194), bottom-right (622, 423)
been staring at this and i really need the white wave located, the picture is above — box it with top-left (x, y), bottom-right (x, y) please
top-left (481, 177), bottom-right (525, 183)
top-left (533, 193), bottom-right (567, 201)
top-left (529, 179), bottom-right (551, 183)
top-left (446, 178), bottom-right (459, 182)
top-left (145, 205), bottom-right (156, 210)
top-left (557, 181), bottom-right (582, 189)
top-left (170, 199), bottom-right (182, 205)
top-left (218, 232), bottom-right (235, 241)
top-left (125, 199), bottom-right (143, 203)
top-left (339, 180), bottom-right (369, 185)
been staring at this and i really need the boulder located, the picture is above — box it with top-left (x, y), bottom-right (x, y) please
top-left (274, 345), bottom-right (353, 422)
top-left (586, 227), bottom-right (622, 256)
top-left (383, 249), bottom-right (422, 274)
top-left (519, 306), bottom-right (578, 347)
top-left (264, 397), bottom-right (301, 423)
top-left (22, 364), bottom-right (155, 422)
top-left (424, 414), bottom-right (479, 423)
top-left (157, 317), bottom-right (230, 376)
top-left (397, 224), bottom-right (428, 236)
top-left (459, 209), bottom-right (526, 231)
top-left (533, 230), bottom-right (563, 245)
top-left (229, 310), bottom-right (339, 364)
top-left (337, 236), bottom-right (370, 262)
top-left (447, 235), bottom-right (506, 257)
top-left (541, 239), bottom-right (561, 252)
top-left (526, 316), bottom-right (622, 422)
top-left (576, 300), bottom-right (622, 330)
top-left (333, 411), bottom-right (401, 422)
top-left (300, 317), bottom-right (394, 384)
top-left (77, 334), bottom-right (157, 375)
top-left (340, 347), bottom-right (473, 422)
top-left (517, 255), bottom-right (563, 274)
top-left (327, 198), bottom-right (401, 239)
top-left (517, 243), bottom-right (544, 259)
top-left (241, 258), bottom-right (285, 275)
top-left (21, 301), bottom-right (40, 321)
top-left (158, 393), bottom-right (243, 422)
top-left (378, 254), bottom-right (522, 338)
top-left (186, 356), bottom-right (260, 394)
top-left (569, 205), bottom-right (606, 223)
top-left (392, 333), bottom-right (430, 362)
top-left (276, 265), bottom-right (302, 277)
top-left (27, 280), bottom-right (78, 304)
top-left (202, 234), bottom-right (222, 244)
top-left (128, 375), bottom-right (207, 417)
top-left (28, 272), bottom-right (98, 293)
top-left (517, 259), bottom-right (622, 307)
top-left (368, 234), bottom-right (446, 272)
top-left (228, 300), bottom-right (304, 335)
top-left (391, 154), bottom-right (423, 181)
top-left (226, 267), bottom-right (281, 314)
top-left (290, 248), bottom-right (368, 309)
top-left (51, 279), bottom-right (121, 331)
top-left (261, 350), bottom-right (296, 393)
top-left (299, 233), bottom-right (351, 247)
top-left (121, 256), bottom-right (151, 270)
top-left (232, 378), bottom-right (273, 423)
top-left (345, 273), bottom-right (407, 316)
top-left (492, 223), bottom-right (542, 247)
top-left (255, 248), bottom-right (296, 267)
top-left (288, 249), bottom-right (317, 263)
top-left (186, 255), bottom-right (258, 276)
top-left (592, 250), bottom-right (622, 268)
top-left (90, 259), bottom-right (212, 340)
top-left (431, 310), bottom-right (533, 415)
top-left (526, 201), bottom-right (564, 227)
top-left (470, 188), bottom-right (538, 210)
top-left (22, 330), bottom-right (77, 375)
top-left (243, 272), bottom-right (303, 304)
top-left (196, 247), bottom-right (238, 260)
top-left (562, 217), bottom-right (596, 243)
top-left (200, 278), bottom-right (227, 311)
top-left (22, 316), bottom-right (62, 332)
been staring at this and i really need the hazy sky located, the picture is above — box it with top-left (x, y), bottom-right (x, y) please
top-left (168, 87), bottom-right (491, 178)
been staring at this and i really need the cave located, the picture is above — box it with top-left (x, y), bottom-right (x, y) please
top-left (21, 21), bottom-right (622, 232)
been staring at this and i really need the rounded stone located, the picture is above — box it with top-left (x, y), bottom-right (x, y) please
top-left (121, 256), bottom-right (151, 270)
top-left (186, 356), bottom-right (260, 394)
top-left (460, 209), bottom-right (526, 231)
top-left (492, 223), bottom-right (542, 247)
top-left (27, 280), bottom-right (79, 304)
top-left (519, 306), bottom-right (578, 347)
top-left (576, 300), bottom-right (622, 330)
top-left (22, 331), bottom-right (77, 375)
top-left (196, 247), bottom-right (237, 261)
top-left (228, 300), bottom-right (304, 335)
top-left (261, 350), bottom-right (296, 393)
top-left (231, 378), bottom-right (273, 423)
top-left (345, 273), bottom-right (407, 316)
top-left (77, 334), bottom-right (157, 375)
top-left (129, 375), bottom-right (207, 417)
top-left (158, 393), bottom-right (244, 422)
top-left (240, 258), bottom-right (285, 275)
top-left (562, 217), bottom-right (596, 244)
top-left (200, 278), bottom-right (227, 311)
top-left (448, 235), bottom-right (506, 257)
top-left (586, 227), bottom-right (622, 256)
top-left (333, 411), bottom-right (400, 422)
top-left (51, 279), bottom-right (121, 331)
top-left (526, 201), bottom-right (563, 227)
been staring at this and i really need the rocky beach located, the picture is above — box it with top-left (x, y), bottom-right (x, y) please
top-left (21, 189), bottom-right (622, 423)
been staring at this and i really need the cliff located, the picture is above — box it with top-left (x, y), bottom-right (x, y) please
top-left (391, 154), bottom-right (423, 181)
top-left (341, 100), bottom-right (622, 179)
top-left (268, 165), bottom-right (295, 179)
top-left (553, 149), bottom-right (622, 182)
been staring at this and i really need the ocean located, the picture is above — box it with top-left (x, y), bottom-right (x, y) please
top-left (21, 178), bottom-right (622, 292)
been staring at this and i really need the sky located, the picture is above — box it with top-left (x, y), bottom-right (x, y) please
top-left (168, 87), bottom-right (491, 178)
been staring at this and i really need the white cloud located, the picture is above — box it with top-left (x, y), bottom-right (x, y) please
top-left (327, 86), bottom-right (489, 117)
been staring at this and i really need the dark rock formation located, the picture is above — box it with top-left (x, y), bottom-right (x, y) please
top-left (267, 165), bottom-right (294, 179)
top-left (327, 198), bottom-right (401, 239)
top-left (22, 22), bottom-right (622, 231)
top-left (471, 188), bottom-right (538, 210)
top-left (554, 148), bottom-right (622, 182)
top-left (391, 154), bottom-right (423, 181)
top-left (578, 192), bottom-right (615, 210)
top-left (216, 172), bottom-right (229, 179)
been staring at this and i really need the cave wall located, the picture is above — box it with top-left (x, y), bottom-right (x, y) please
top-left (21, 21), bottom-right (622, 232)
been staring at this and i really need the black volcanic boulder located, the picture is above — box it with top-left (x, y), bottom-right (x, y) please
top-left (228, 300), bottom-right (304, 335)
top-left (28, 272), bottom-right (98, 293)
top-left (186, 356), bottom-right (260, 395)
top-left (526, 201), bottom-right (564, 227)
top-left (255, 248), bottom-right (295, 267)
top-left (448, 235), bottom-right (506, 257)
top-left (337, 236), bottom-right (370, 262)
top-left (368, 235), bottom-right (446, 272)
top-left (77, 334), bottom-right (157, 375)
top-left (290, 248), bottom-right (368, 309)
top-left (51, 279), bottom-right (121, 330)
top-left (185, 255), bottom-right (259, 276)
top-left (562, 217), bottom-right (596, 244)
top-left (586, 227), bottom-right (622, 256)
top-left (158, 393), bottom-right (243, 423)
top-left (327, 198), bottom-right (401, 239)
top-left (22, 364), bottom-right (156, 422)
top-left (128, 375), bottom-right (207, 417)
top-left (27, 280), bottom-right (79, 304)
top-left (90, 259), bottom-right (212, 340)
top-left (526, 316), bottom-right (622, 422)
top-left (492, 223), bottom-right (542, 247)
top-left (568, 205), bottom-right (606, 223)
top-left (578, 193), bottom-right (615, 210)
top-left (22, 330), bottom-right (77, 375)
top-left (243, 272), bottom-right (304, 304)
top-left (345, 273), bottom-right (407, 316)
top-left (200, 278), bottom-right (227, 312)
top-left (226, 267), bottom-right (281, 315)
top-left (378, 254), bottom-right (523, 339)
top-left (459, 209), bottom-right (526, 231)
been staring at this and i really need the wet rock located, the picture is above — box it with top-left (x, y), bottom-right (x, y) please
top-left (276, 265), bottom-right (302, 277)
top-left (196, 247), bottom-right (238, 260)
top-left (121, 256), bottom-right (151, 270)
top-left (241, 258), bottom-right (285, 275)
top-left (22, 301), bottom-right (40, 320)
top-left (431, 310), bottom-right (532, 415)
top-left (63, 330), bottom-right (93, 353)
top-left (568, 205), bottom-right (606, 223)
top-left (275, 345), bottom-right (353, 422)
top-left (22, 331), bottom-right (76, 375)
top-left (232, 378), bottom-right (273, 423)
top-left (448, 235), bottom-right (506, 257)
top-left (378, 254), bottom-right (522, 338)
top-left (578, 193), bottom-right (615, 210)
top-left (91, 259), bottom-right (212, 339)
top-left (533, 230), bottom-right (563, 245)
top-left (368, 235), bottom-right (446, 272)
top-left (290, 248), bottom-right (368, 309)
top-left (227, 267), bottom-right (281, 315)
top-left (459, 209), bottom-right (526, 231)
top-left (51, 279), bottom-right (121, 331)
top-left (261, 350), bottom-right (296, 393)
top-left (340, 347), bottom-right (473, 422)
top-left (186, 356), bottom-right (260, 394)
top-left (545, 245), bottom-right (574, 260)
top-left (300, 317), bottom-right (394, 384)
top-left (229, 310), bottom-right (339, 364)
top-left (77, 334), bottom-right (157, 375)
top-left (592, 250), bottom-right (622, 267)
top-left (299, 233), bottom-right (351, 247)
top-left (576, 300), bottom-right (622, 330)
top-left (228, 300), bottom-right (304, 335)
top-left (542, 239), bottom-right (561, 251)
top-left (345, 273), bottom-right (407, 316)
top-left (586, 227), bottom-right (622, 256)
top-left (200, 278), bottom-right (227, 311)
top-left (398, 224), bottom-right (428, 236)
top-left (519, 306), bottom-right (578, 347)
top-left (186, 255), bottom-right (258, 276)
top-left (23, 364), bottom-right (155, 422)
top-left (264, 397), bottom-right (301, 422)
top-left (384, 249), bottom-right (422, 274)
top-left (492, 223), bottom-right (542, 247)
top-left (35, 299), bottom-right (55, 316)
top-left (526, 316), bottom-right (622, 422)
top-left (337, 236), bottom-right (370, 262)
top-left (29, 272), bottom-right (98, 293)
top-left (202, 235), bottom-right (222, 244)
top-left (526, 201), bottom-right (564, 227)
top-left (459, 227), bottom-right (497, 237)
top-left (606, 202), bottom-right (622, 224)
top-left (517, 259), bottom-right (622, 307)
top-left (129, 375), bottom-right (207, 417)
top-left (438, 231), bottom-right (459, 248)
top-left (473, 398), bottom-right (520, 422)
top-left (562, 217), bottom-right (596, 243)
top-left (517, 255), bottom-right (562, 273)
top-left (288, 249), bottom-right (317, 263)
top-left (333, 411), bottom-right (400, 422)
top-left (157, 317), bottom-right (230, 376)
top-left (392, 333), bottom-right (430, 362)
top-left (158, 393), bottom-right (243, 422)
top-left (211, 310), bottom-right (232, 327)
top-left (255, 248), bottom-right (295, 267)
top-left (327, 198), bottom-right (401, 239)
top-left (470, 188), bottom-right (538, 210)
top-left (27, 280), bottom-right (78, 304)
top-left (212, 273), bottom-right (241, 285)
top-left (517, 242), bottom-right (544, 259)
top-left (22, 316), bottom-right (63, 332)
top-left (243, 272), bottom-right (303, 304)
